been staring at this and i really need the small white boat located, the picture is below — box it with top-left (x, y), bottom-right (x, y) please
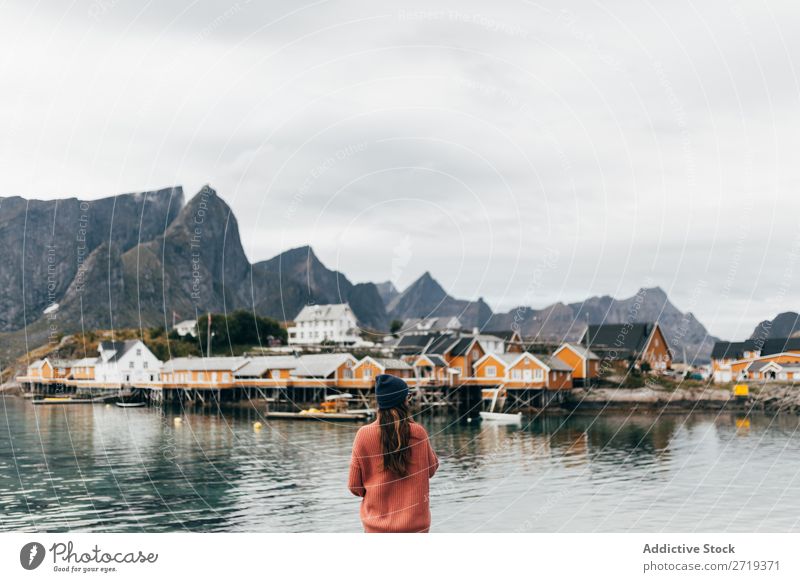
top-left (480, 411), bottom-right (522, 423)
top-left (480, 385), bottom-right (521, 423)
top-left (115, 402), bottom-right (146, 408)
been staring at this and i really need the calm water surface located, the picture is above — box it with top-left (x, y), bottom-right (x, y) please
top-left (2, 395), bottom-right (800, 532)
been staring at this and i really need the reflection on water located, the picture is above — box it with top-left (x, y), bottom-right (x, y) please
top-left (2, 395), bottom-right (800, 532)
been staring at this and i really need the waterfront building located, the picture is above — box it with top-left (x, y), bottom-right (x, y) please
top-left (711, 338), bottom-right (800, 382)
top-left (474, 333), bottom-right (506, 354)
top-left (25, 358), bottom-right (72, 381)
top-left (161, 357), bottom-right (246, 387)
top-left (483, 330), bottom-right (525, 353)
top-left (412, 354), bottom-right (450, 385)
top-left (581, 323), bottom-right (672, 372)
top-left (553, 343), bottom-right (600, 386)
top-left (287, 303), bottom-right (361, 346)
top-left (94, 340), bottom-right (162, 384)
top-left (436, 336), bottom-right (486, 383)
top-left (472, 352), bottom-right (573, 389)
top-left (728, 352), bottom-right (800, 382)
top-left (352, 356), bottom-right (413, 381)
top-left (70, 357), bottom-right (97, 381)
top-left (290, 353), bottom-right (359, 382)
top-left (234, 356), bottom-right (298, 381)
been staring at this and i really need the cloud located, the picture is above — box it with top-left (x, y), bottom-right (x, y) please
top-left (1, 0), bottom-right (799, 339)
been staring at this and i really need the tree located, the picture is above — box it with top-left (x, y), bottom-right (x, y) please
top-left (196, 310), bottom-right (288, 350)
top-left (640, 361), bottom-right (652, 374)
top-left (390, 319), bottom-right (403, 334)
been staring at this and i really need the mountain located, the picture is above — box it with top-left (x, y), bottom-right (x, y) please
top-left (250, 246), bottom-right (388, 330)
top-left (0, 186), bottom-right (182, 333)
top-left (386, 272), bottom-right (493, 329)
top-left (487, 286), bottom-right (717, 363)
top-left (0, 186), bottom-right (391, 360)
top-left (750, 312), bottom-right (800, 340)
top-left (375, 281), bottom-right (399, 305)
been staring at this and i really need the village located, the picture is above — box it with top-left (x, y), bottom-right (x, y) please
top-left (15, 301), bottom-right (684, 418)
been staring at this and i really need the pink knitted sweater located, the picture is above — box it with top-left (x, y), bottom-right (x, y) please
top-left (348, 420), bottom-right (439, 533)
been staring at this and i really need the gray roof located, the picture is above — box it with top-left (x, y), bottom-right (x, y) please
top-left (98, 340), bottom-right (141, 362)
top-left (416, 354), bottom-right (447, 367)
top-left (369, 357), bottom-right (411, 370)
top-left (162, 357), bottom-right (246, 373)
top-left (291, 354), bottom-right (356, 377)
top-left (746, 360), bottom-right (771, 372)
top-left (539, 355), bottom-right (573, 372)
top-left (49, 358), bottom-right (74, 368)
top-left (402, 316), bottom-right (461, 332)
top-left (234, 356), bottom-right (299, 377)
top-left (559, 343), bottom-right (599, 360)
top-left (71, 357), bottom-right (98, 367)
top-left (482, 353), bottom-right (521, 366)
top-left (294, 303), bottom-right (353, 323)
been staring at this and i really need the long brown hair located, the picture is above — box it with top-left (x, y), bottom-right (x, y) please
top-left (378, 399), bottom-right (412, 477)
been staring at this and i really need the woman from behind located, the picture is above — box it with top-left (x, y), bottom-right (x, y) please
top-left (348, 374), bottom-right (439, 532)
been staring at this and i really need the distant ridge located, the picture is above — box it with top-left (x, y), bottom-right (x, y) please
top-left (0, 185), bottom-right (723, 361)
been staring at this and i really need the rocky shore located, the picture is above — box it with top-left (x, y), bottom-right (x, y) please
top-left (567, 382), bottom-right (800, 414)
top-left (566, 386), bottom-right (732, 411)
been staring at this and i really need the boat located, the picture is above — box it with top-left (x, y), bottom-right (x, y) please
top-left (479, 385), bottom-right (522, 423)
top-left (32, 397), bottom-right (95, 405)
top-left (115, 402), bottom-right (146, 408)
top-left (265, 393), bottom-right (372, 421)
top-left (265, 410), bottom-right (370, 421)
top-left (479, 411), bottom-right (522, 423)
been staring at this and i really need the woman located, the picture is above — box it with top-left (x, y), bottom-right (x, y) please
top-left (348, 374), bottom-right (439, 533)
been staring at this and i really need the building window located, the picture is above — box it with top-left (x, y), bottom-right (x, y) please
top-left (364, 368), bottom-right (373, 379)
top-left (486, 365), bottom-right (497, 378)
top-left (129, 362), bottom-right (135, 369)
top-left (222, 373), bottom-right (229, 382)
top-left (343, 368), bottom-right (353, 379)
top-left (533, 369), bottom-right (543, 381)
top-left (471, 349), bottom-right (480, 359)
top-left (136, 348), bottom-right (142, 356)
top-left (270, 370), bottom-right (281, 380)
top-left (143, 362), bottom-right (149, 369)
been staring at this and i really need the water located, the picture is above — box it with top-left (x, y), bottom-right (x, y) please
top-left (3, 395), bottom-right (800, 532)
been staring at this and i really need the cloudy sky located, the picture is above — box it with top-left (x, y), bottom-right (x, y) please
top-left (2, 0), bottom-right (799, 339)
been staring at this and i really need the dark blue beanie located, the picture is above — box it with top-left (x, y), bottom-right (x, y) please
top-left (375, 374), bottom-right (409, 410)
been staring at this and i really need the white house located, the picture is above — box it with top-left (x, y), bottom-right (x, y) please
top-left (287, 303), bottom-right (361, 346)
top-left (174, 319), bottom-right (198, 338)
top-left (94, 340), bottom-right (162, 384)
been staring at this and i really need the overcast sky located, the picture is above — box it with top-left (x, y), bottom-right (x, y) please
top-left (2, 0), bottom-right (799, 340)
